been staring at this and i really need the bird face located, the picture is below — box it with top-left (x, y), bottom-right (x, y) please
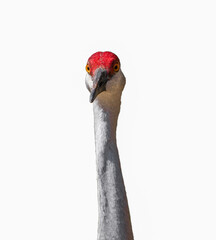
top-left (85, 51), bottom-right (126, 103)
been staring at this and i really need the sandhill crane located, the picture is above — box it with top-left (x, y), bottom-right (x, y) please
top-left (85, 51), bottom-right (134, 240)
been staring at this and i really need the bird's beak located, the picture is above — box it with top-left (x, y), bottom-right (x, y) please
top-left (89, 68), bottom-right (109, 103)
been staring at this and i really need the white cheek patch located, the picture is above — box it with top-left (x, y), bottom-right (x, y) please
top-left (85, 74), bottom-right (93, 92)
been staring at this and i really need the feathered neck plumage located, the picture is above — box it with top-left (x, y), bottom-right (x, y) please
top-left (93, 93), bottom-right (134, 240)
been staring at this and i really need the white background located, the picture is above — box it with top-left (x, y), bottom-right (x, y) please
top-left (0, 0), bottom-right (216, 239)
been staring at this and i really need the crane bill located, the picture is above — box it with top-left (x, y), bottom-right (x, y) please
top-left (89, 68), bottom-right (108, 103)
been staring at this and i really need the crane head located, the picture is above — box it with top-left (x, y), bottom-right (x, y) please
top-left (85, 51), bottom-right (126, 103)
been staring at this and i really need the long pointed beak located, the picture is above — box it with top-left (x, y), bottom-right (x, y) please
top-left (89, 68), bottom-right (109, 103)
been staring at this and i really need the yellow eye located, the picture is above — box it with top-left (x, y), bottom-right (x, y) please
top-left (86, 64), bottom-right (91, 73)
top-left (113, 63), bottom-right (120, 72)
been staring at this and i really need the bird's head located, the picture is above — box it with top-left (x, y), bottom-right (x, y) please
top-left (85, 51), bottom-right (126, 103)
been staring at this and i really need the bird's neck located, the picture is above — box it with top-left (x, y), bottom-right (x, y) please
top-left (93, 95), bottom-right (120, 147)
top-left (93, 94), bottom-right (134, 240)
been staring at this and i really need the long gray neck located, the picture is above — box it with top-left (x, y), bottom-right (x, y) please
top-left (93, 95), bottom-right (134, 240)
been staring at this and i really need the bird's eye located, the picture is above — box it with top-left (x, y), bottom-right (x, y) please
top-left (86, 64), bottom-right (91, 74)
top-left (113, 63), bottom-right (120, 72)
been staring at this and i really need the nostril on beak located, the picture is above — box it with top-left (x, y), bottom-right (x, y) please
top-left (98, 81), bottom-right (103, 88)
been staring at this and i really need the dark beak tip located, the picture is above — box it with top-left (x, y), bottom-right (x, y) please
top-left (89, 69), bottom-right (108, 103)
top-left (89, 91), bottom-right (95, 103)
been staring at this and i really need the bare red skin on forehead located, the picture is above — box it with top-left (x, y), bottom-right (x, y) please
top-left (87, 51), bottom-right (120, 76)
